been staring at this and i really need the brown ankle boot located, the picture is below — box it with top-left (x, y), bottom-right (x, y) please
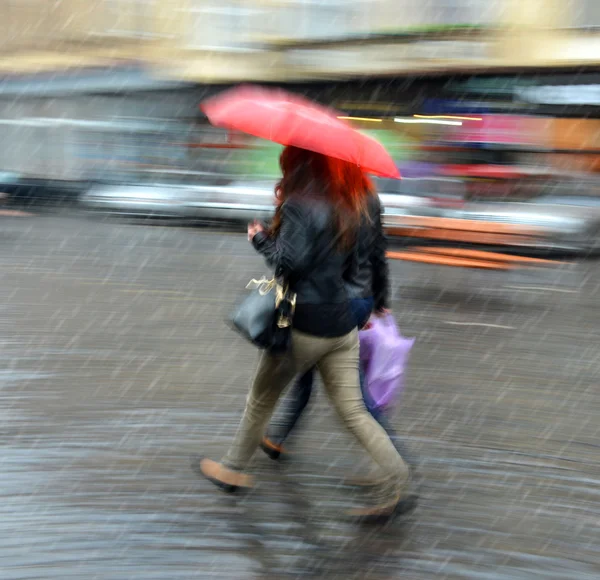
top-left (193, 457), bottom-right (254, 493)
top-left (260, 437), bottom-right (286, 460)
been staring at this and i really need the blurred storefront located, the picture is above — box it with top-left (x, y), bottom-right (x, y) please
top-left (547, 119), bottom-right (600, 174)
top-left (0, 0), bottom-right (598, 190)
top-left (0, 70), bottom-right (201, 182)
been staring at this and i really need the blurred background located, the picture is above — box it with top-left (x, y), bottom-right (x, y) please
top-left (0, 0), bottom-right (599, 255)
top-left (2, 3), bottom-right (600, 579)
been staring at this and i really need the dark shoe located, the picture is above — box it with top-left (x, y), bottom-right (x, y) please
top-left (347, 493), bottom-right (418, 523)
top-left (192, 457), bottom-right (253, 493)
top-left (260, 437), bottom-right (286, 460)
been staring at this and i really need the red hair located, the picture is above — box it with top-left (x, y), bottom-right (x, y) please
top-left (271, 146), bottom-right (373, 248)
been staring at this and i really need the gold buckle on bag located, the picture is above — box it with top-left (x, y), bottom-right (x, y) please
top-left (276, 286), bottom-right (296, 328)
top-left (246, 276), bottom-right (276, 295)
top-left (246, 277), bottom-right (296, 328)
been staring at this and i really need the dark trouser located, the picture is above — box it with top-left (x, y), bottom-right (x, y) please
top-left (266, 299), bottom-right (416, 468)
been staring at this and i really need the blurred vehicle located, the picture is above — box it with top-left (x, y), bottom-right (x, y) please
top-left (80, 174), bottom-right (441, 222)
top-left (80, 172), bottom-right (600, 255)
top-left (82, 183), bottom-right (200, 219)
top-left (0, 171), bottom-right (93, 208)
top-left (81, 178), bottom-right (276, 223)
top-left (4, 177), bottom-right (89, 207)
top-left (385, 189), bottom-right (600, 255)
top-left (373, 176), bottom-right (466, 209)
top-left (468, 194), bottom-right (600, 254)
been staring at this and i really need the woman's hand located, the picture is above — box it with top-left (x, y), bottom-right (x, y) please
top-left (248, 220), bottom-right (265, 242)
top-left (361, 308), bottom-right (390, 330)
top-left (374, 308), bottom-right (391, 318)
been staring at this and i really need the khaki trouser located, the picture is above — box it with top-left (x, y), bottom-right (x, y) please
top-left (222, 329), bottom-right (410, 502)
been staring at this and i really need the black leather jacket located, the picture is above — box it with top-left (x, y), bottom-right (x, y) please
top-left (252, 192), bottom-right (357, 337)
top-left (345, 194), bottom-right (389, 311)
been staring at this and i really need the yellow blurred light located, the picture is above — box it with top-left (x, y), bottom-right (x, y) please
top-left (414, 114), bottom-right (482, 121)
top-left (337, 116), bottom-right (383, 123)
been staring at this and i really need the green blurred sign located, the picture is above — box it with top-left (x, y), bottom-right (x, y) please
top-left (234, 130), bottom-right (417, 178)
top-left (237, 141), bottom-right (284, 179)
top-left (360, 129), bottom-right (417, 162)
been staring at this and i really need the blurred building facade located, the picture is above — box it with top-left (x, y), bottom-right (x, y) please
top-left (0, 0), bottom-right (598, 186)
top-left (0, 0), bottom-right (598, 80)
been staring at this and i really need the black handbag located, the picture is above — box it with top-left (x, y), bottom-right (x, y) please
top-left (231, 229), bottom-right (345, 353)
top-left (231, 276), bottom-right (296, 353)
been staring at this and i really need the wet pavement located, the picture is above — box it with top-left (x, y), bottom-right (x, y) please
top-left (1, 213), bottom-right (599, 579)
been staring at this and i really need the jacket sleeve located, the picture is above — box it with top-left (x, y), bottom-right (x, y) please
top-left (251, 200), bottom-right (312, 281)
top-left (370, 196), bottom-right (390, 311)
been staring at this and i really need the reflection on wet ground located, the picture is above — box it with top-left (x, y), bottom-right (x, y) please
top-left (1, 215), bottom-right (599, 578)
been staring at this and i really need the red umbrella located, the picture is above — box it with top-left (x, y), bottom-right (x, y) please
top-left (200, 85), bottom-right (400, 179)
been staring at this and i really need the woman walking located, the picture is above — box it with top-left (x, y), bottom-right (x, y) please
top-left (196, 146), bottom-right (412, 518)
top-left (260, 173), bottom-right (417, 470)
top-left (260, 173), bottom-right (386, 450)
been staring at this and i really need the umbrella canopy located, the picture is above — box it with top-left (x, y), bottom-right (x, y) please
top-left (200, 85), bottom-right (400, 179)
